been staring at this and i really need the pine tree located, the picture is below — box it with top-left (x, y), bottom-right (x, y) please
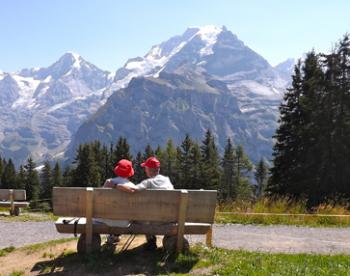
top-left (161, 139), bottom-right (178, 186)
top-left (189, 142), bottom-right (203, 189)
top-left (113, 137), bottom-right (132, 164)
top-left (268, 61), bottom-right (305, 197)
top-left (143, 144), bottom-right (154, 159)
top-left (1, 159), bottom-right (17, 189)
top-left (72, 144), bottom-right (101, 187)
top-left (132, 151), bottom-right (145, 183)
top-left (233, 145), bottom-right (253, 200)
top-left (176, 134), bottom-right (193, 189)
top-left (62, 166), bottom-right (73, 187)
top-left (16, 165), bottom-right (26, 190)
top-left (200, 129), bottom-right (222, 190)
top-left (24, 157), bottom-right (40, 206)
top-left (52, 162), bottom-right (63, 187)
top-left (255, 159), bottom-right (268, 199)
top-left (222, 138), bottom-right (235, 200)
top-left (40, 161), bottom-right (53, 199)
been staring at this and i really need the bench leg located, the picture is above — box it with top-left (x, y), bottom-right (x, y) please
top-left (77, 234), bottom-right (101, 255)
top-left (14, 207), bottom-right (20, 216)
top-left (206, 225), bottom-right (213, 247)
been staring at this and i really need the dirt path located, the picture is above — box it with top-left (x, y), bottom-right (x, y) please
top-left (1, 221), bottom-right (350, 254)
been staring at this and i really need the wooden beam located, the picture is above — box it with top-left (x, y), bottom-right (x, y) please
top-left (0, 202), bottom-right (30, 208)
top-left (55, 218), bottom-right (211, 235)
top-left (176, 190), bottom-right (189, 253)
top-left (85, 187), bottom-right (94, 253)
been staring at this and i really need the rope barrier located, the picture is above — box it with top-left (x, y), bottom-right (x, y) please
top-left (216, 211), bottom-right (350, 217)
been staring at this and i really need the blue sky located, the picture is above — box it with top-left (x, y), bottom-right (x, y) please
top-left (1, 0), bottom-right (349, 72)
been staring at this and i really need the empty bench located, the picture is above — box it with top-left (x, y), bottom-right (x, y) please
top-left (0, 189), bottom-right (29, 216)
top-left (53, 187), bottom-right (217, 254)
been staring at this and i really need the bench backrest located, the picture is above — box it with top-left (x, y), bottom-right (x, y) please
top-left (53, 187), bottom-right (217, 223)
top-left (0, 189), bottom-right (26, 201)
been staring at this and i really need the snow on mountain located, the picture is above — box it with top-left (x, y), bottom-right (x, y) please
top-left (0, 53), bottom-right (112, 165)
top-left (0, 26), bottom-right (294, 166)
top-left (68, 26), bottom-right (292, 164)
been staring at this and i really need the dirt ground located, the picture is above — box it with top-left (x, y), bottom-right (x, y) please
top-left (0, 235), bottom-right (164, 276)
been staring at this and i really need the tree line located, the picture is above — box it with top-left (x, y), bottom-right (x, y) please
top-left (268, 34), bottom-right (350, 206)
top-left (0, 130), bottom-right (269, 208)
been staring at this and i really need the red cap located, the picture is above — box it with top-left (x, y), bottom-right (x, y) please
top-left (141, 156), bottom-right (160, 168)
top-left (114, 159), bottom-right (134, 178)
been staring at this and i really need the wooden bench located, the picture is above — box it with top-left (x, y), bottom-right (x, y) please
top-left (53, 187), bottom-right (217, 254)
top-left (0, 189), bottom-right (29, 216)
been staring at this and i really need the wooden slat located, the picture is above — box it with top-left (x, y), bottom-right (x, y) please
top-left (177, 190), bottom-right (189, 253)
top-left (54, 188), bottom-right (181, 221)
top-left (53, 187), bottom-right (86, 217)
top-left (186, 190), bottom-right (217, 223)
top-left (0, 202), bottom-right (29, 208)
top-left (55, 217), bottom-right (211, 235)
top-left (0, 189), bottom-right (26, 201)
top-left (93, 189), bottom-right (181, 222)
top-left (53, 188), bottom-right (217, 224)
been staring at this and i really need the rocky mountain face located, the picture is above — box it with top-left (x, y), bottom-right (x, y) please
top-left (0, 26), bottom-right (294, 166)
top-left (68, 26), bottom-right (294, 164)
top-left (0, 52), bottom-right (112, 165)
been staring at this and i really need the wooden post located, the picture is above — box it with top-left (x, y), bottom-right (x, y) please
top-left (206, 225), bottom-right (213, 247)
top-left (9, 189), bottom-right (15, 216)
top-left (85, 187), bottom-right (94, 253)
top-left (176, 190), bottom-right (189, 253)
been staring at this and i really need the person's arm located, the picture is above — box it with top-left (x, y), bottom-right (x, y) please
top-left (103, 179), bottom-right (114, 188)
top-left (135, 179), bottom-right (150, 191)
top-left (117, 184), bottom-right (137, 193)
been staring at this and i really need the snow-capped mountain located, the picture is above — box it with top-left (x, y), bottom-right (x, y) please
top-left (0, 52), bottom-right (112, 165)
top-left (68, 26), bottom-right (292, 164)
top-left (0, 26), bottom-right (293, 166)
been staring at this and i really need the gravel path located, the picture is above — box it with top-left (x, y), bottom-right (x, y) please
top-left (1, 221), bottom-right (350, 254)
top-left (0, 221), bottom-right (71, 248)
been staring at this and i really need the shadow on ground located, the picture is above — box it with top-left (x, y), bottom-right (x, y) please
top-left (31, 244), bottom-right (199, 275)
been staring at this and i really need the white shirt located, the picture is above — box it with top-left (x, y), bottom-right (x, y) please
top-left (136, 174), bottom-right (174, 190)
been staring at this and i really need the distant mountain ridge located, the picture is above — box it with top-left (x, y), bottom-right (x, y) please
top-left (0, 25), bottom-right (294, 166)
top-left (67, 26), bottom-right (294, 163)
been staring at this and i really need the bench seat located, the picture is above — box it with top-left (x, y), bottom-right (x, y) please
top-left (0, 201), bottom-right (30, 208)
top-left (55, 217), bottom-right (211, 235)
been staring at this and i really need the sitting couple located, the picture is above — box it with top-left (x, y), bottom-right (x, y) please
top-left (104, 156), bottom-right (173, 192)
top-left (103, 156), bottom-right (173, 250)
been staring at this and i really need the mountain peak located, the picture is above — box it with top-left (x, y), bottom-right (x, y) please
top-left (57, 51), bottom-right (83, 69)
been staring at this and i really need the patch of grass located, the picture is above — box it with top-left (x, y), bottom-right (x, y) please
top-left (9, 271), bottom-right (24, 276)
top-left (0, 210), bottom-right (57, 222)
top-left (20, 238), bottom-right (77, 254)
top-left (0, 246), bottom-right (15, 257)
top-left (217, 198), bottom-right (350, 227)
top-left (191, 245), bottom-right (350, 275)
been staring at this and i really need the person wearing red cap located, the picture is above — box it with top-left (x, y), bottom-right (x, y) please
top-left (103, 159), bottom-right (137, 189)
top-left (118, 156), bottom-right (173, 192)
top-left (117, 156), bottom-right (173, 250)
top-left (99, 159), bottom-right (137, 246)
